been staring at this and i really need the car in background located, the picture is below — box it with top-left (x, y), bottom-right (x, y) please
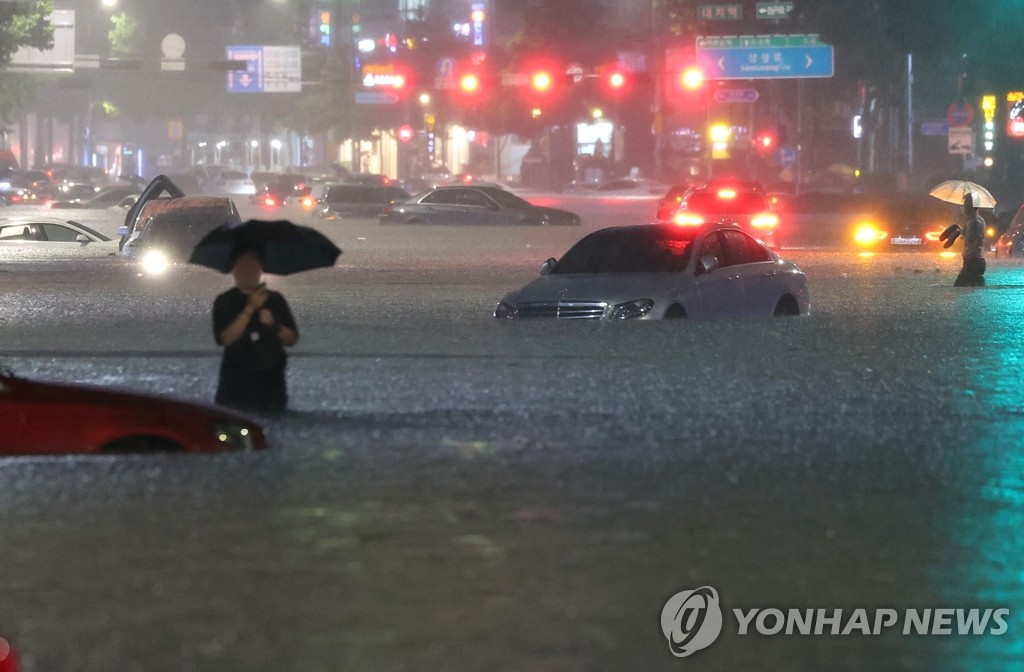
top-left (656, 185), bottom-right (695, 220)
top-left (313, 184), bottom-right (411, 219)
top-left (668, 186), bottom-right (780, 247)
top-left (994, 201), bottom-right (1024, 257)
top-left (380, 185), bottom-right (581, 226)
top-left (48, 185), bottom-right (141, 209)
top-left (564, 177), bottom-right (671, 197)
top-left (345, 173), bottom-right (395, 187)
top-left (845, 194), bottom-right (959, 252)
top-left (0, 367), bottom-right (265, 455)
top-left (190, 165), bottom-right (256, 196)
top-left (494, 222), bottom-right (808, 320)
top-left (0, 217), bottom-right (119, 258)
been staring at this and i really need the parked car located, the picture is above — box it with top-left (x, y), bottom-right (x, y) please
top-left (118, 175), bottom-right (240, 273)
top-left (380, 185), bottom-right (581, 226)
top-left (0, 367), bottom-right (265, 455)
top-left (190, 165), bottom-right (256, 196)
top-left (667, 186), bottom-right (779, 247)
top-left (656, 185), bottom-right (695, 221)
top-left (48, 185), bottom-right (141, 209)
top-left (0, 217), bottom-right (119, 258)
top-left (313, 184), bottom-right (411, 219)
top-left (345, 173), bottom-right (395, 187)
top-left (494, 222), bottom-right (809, 320)
top-left (994, 201), bottom-right (1024, 257)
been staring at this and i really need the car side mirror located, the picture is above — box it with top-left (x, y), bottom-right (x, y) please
top-left (697, 254), bottom-right (719, 275)
top-left (75, 234), bottom-right (90, 244)
top-left (117, 226), bottom-right (130, 237)
top-left (540, 258), bottom-right (557, 276)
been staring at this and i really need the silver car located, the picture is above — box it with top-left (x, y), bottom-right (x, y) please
top-left (494, 223), bottom-right (810, 320)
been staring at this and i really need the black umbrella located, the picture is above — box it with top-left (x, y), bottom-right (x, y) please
top-left (188, 219), bottom-right (342, 275)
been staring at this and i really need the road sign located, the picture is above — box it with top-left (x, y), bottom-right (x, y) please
top-left (696, 35), bottom-right (833, 80)
top-left (756, 2), bottom-right (794, 20)
top-left (778, 146), bottom-right (797, 168)
top-left (947, 102), bottom-right (974, 127)
top-left (355, 91), bottom-right (399, 105)
top-left (434, 56), bottom-right (456, 89)
top-left (698, 4), bottom-right (743, 20)
top-left (714, 88), bottom-right (759, 103)
top-left (226, 45), bottom-right (262, 92)
top-left (226, 45), bottom-right (301, 93)
top-left (948, 127), bottom-right (973, 154)
top-left (920, 121), bottom-right (949, 136)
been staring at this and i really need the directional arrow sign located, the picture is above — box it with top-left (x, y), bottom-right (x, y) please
top-left (697, 43), bottom-right (834, 80)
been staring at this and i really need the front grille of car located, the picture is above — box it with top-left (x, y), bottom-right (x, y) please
top-left (515, 301), bottom-right (607, 319)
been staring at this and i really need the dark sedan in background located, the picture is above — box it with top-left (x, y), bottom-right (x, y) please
top-left (380, 185), bottom-right (581, 226)
top-left (313, 184), bottom-right (411, 219)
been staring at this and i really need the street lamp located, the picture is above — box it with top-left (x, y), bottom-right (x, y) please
top-left (418, 93), bottom-right (431, 106)
top-left (101, 0), bottom-right (118, 8)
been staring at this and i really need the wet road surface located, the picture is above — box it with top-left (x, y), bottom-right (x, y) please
top-left (1, 198), bottom-right (1023, 670)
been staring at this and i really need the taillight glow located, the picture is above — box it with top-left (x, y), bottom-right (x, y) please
top-left (925, 231), bottom-right (942, 242)
top-left (264, 196), bottom-right (276, 207)
top-left (717, 188), bottom-right (737, 199)
top-left (751, 213), bottom-right (779, 229)
top-left (302, 197), bottom-right (314, 207)
top-left (674, 213), bottom-right (705, 226)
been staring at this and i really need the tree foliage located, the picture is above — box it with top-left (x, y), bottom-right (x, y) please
top-left (108, 11), bottom-right (144, 58)
top-left (0, 0), bottom-right (54, 119)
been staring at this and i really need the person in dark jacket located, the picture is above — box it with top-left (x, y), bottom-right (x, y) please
top-left (954, 193), bottom-right (986, 287)
top-left (212, 247), bottom-right (299, 414)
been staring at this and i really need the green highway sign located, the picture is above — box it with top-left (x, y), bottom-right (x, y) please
top-left (756, 2), bottom-right (795, 20)
top-left (698, 4), bottom-right (743, 21)
top-left (697, 34), bottom-right (821, 49)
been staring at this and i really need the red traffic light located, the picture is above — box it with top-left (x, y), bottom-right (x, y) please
top-left (609, 72), bottom-right (626, 89)
top-left (397, 124), bottom-right (416, 143)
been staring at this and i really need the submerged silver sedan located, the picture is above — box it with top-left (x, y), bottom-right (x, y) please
top-left (494, 223), bottom-right (810, 320)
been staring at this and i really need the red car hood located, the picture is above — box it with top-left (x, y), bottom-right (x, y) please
top-left (2, 374), bottom-right (257, 426)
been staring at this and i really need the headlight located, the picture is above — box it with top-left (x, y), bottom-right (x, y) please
top-left (853, 224), bottom-right (887, 244)
top-left (494, 301), bottom-right (516, 319)
top-left (611, 299), bottom-right (654, 320)
top-left (141, 250), bottom-right (169, 275)
top-left (212, 423), bottom-right (257, 450)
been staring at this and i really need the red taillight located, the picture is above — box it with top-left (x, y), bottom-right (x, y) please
top-left (302, 197), bottom-right (314, 207)
top-left (925, 231), bottom-right (942, 242)
top-left (9, 195), bottom-right (21, 203)
top-left (43, 200), bottom-right (55, 208)
top-left (751, 213), bottom-right (779, 229)
top-left (717, 188), bottom-right (737, 200)
top-left (674, 213), bottom-right (705, 226)
top-left (264, 196), bottom-right (276, 207)
top-left (382, 206), bottom-right (394, 216)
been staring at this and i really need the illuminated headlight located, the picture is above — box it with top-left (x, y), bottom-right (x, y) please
top-left (494, 301), bottom-right (516, 319)
top-left (611, 299), bottom-right (654, 320)
top-left (212, 423), bottom-right (256, 450)
top-left (854, 224), bottom-right (887, 244)
top-left (141, 250), bottom-right (169, 275)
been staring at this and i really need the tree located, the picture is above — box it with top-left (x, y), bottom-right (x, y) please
top-left (0, 0), bottom-right (54, 119)
top-left (108, 11), bottom-right (144, 58)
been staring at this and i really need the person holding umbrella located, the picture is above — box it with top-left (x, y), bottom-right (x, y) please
top-left (212, 246), bottom-right (299, 414)
top-left (190, 219), bottom-right (342, 414)
top-left (930, 181), bottom-right (995, 288)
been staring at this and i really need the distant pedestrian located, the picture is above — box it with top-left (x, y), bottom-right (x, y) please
top-left (954, 193), bottom-right (986, 287)
top-left (212, 247), bottom-right (299, 414)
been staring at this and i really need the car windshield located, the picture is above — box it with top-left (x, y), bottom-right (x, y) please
top-left (552, 226), bottom-right (697, 274)
top-left (684, 191), bottom-right (769, 214)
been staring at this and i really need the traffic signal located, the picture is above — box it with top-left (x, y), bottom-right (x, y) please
top-left (754, 130), bottom-right (775, 152)
top-left (609, 72), bottom-right (626, 89)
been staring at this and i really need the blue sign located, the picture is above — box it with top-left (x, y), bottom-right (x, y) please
top-left (697, 44), bottom-right (834, 80)
top-left (777, 146), bottom-right (797, 168)
top-left (226, 45), bottom-right (263, 93)
top-left (921, 121), bottom-right (950, 137)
